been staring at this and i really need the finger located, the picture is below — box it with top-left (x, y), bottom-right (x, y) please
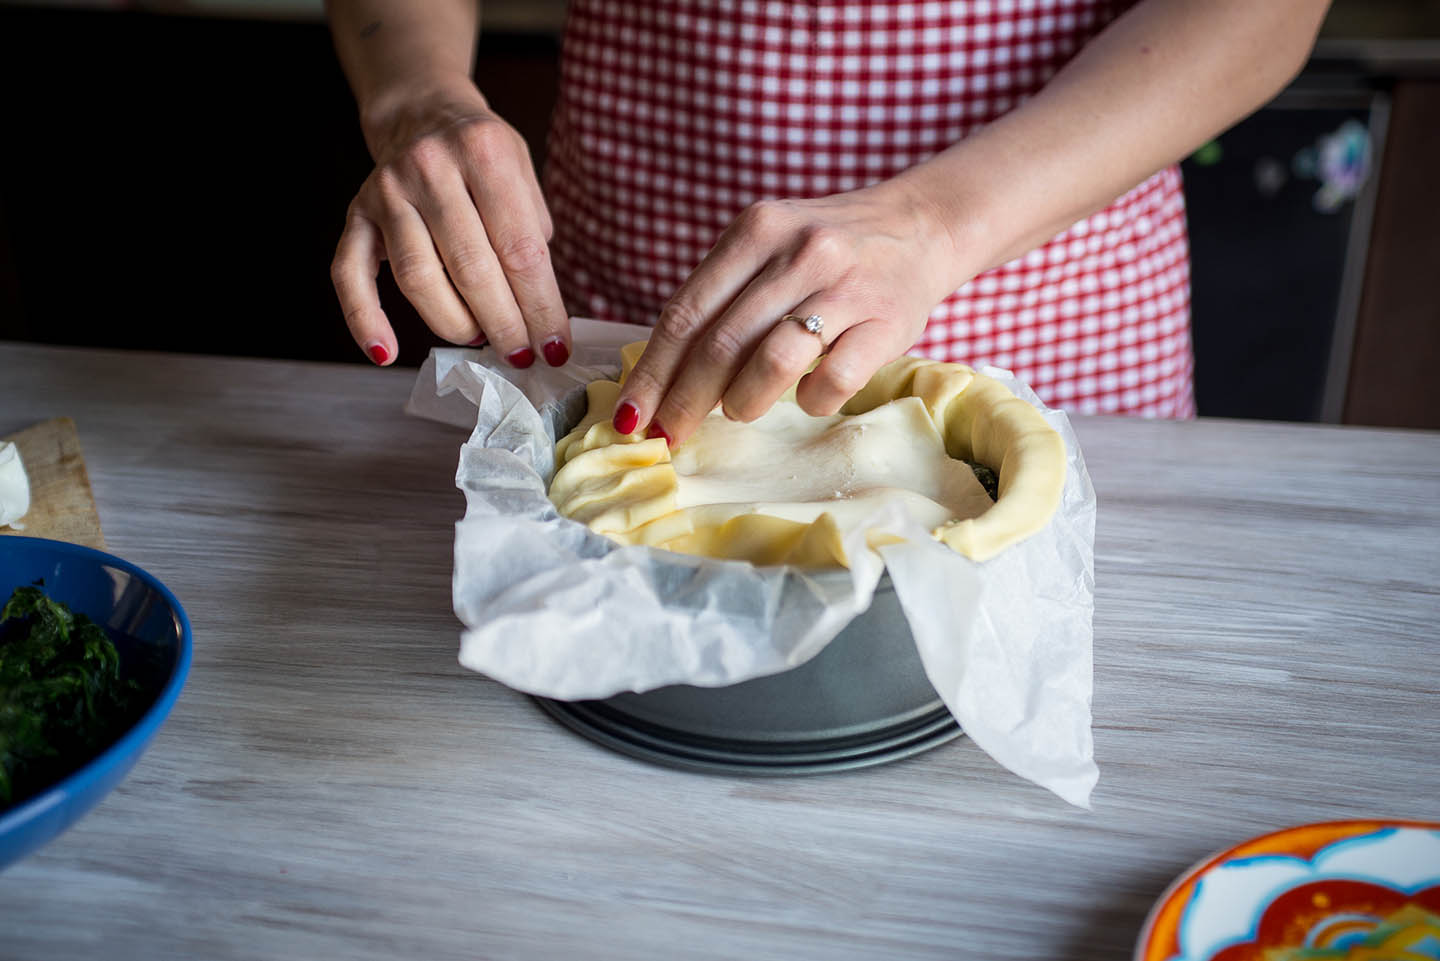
top-left (380, 200), bottom-right (486, 349)
top-left (646, 265), bottom-right (814, 446)
top-left (412, 172), bottom-right (532, 362)
top-left (721, 304), bottom-right (848, 422)
top-left (526, 169), bottom-right (554, 242)
top-left (464, 165), bottom-right (572, 366)
top-left (795, 317), bottom-right (910, 416)
top-left (615, 206), bottom-right (785, 437)
top-left (331, 210), bottom-right (397, 366)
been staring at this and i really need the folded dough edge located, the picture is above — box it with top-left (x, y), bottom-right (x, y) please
top-left (548, 343), bottom-right (1065, 565)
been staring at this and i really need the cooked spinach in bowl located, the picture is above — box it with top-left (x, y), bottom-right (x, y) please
top-left (0, 586), bottom-right (143, 808)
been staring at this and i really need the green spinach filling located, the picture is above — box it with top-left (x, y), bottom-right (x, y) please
top-left (0, 586), bottom-right (142, 808)
top-left (965, 461), bottom-right (999, 501)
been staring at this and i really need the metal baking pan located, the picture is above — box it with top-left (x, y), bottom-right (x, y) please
top-left (534, 573), bottom-right (962, 774)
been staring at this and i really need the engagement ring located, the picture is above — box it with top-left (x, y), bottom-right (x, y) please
top-left (783, 313), bottom-right (824, 338)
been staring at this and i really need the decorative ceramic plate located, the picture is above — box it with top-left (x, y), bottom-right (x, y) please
top-left (1136, 820), bottom-right (1440, 961)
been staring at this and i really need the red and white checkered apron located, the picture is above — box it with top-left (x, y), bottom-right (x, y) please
top-left (545, 0), bottom-right (1196, 417)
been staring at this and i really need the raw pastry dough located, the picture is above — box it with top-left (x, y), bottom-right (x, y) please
top-left (549, 342), bottom-right (1065, 567)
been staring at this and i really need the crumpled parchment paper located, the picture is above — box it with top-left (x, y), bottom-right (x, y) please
top-left (406, 317), bottom-right (1099, 807)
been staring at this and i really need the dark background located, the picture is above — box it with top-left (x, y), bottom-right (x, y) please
top-left (0, 6), bottom-right (559, 370)
top-left (1, 5), bottom-right (1434, 425)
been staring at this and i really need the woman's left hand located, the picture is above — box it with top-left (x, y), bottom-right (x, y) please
top-left (611, 178), bottom-right (969, 446)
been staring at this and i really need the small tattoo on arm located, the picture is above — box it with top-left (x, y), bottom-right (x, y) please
top-left (359, 20), bottom-right (382, 39)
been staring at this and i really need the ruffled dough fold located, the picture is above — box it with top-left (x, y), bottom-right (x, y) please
top-left (549, 343), bottom-right (1065, 566)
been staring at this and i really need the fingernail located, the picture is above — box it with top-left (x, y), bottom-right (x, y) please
top-left (646, 422), bottom-right (672, 446)
top-left (506, 347), bottom-right (535, 369)
top-left (542, 337), bottom-right (570, 367)
top-left (366, 342), bottom-right (390, 365)
top-left (467, 334), bottom-right (488, 347)
top-left (612, 401), bottom-right (639, 435)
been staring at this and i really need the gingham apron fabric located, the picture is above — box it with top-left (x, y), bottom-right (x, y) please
top-left (544, 0), bottom-right (1196, 417)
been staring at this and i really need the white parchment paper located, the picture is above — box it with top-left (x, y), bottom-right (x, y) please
top-left (407, 318), bottom-right (1099, 807)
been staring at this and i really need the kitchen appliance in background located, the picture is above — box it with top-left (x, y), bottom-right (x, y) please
top-left (1183, 72), bottom-right (1386, 424)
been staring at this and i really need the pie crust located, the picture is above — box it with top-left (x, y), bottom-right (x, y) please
top-left (549, 343), bottom-right (1066, 567)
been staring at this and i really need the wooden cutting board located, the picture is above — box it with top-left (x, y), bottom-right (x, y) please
top-left (0, 417), bottom-right (106, 550)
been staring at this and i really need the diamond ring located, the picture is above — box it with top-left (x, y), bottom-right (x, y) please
top-left (782, 313), bottom-right (824, 338)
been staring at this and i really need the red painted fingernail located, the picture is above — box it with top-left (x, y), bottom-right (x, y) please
top-left (646, 422), bottom-right (672, 446)
top-left (542, 337), bottom-right (570, 367)
top-left (506, 347), bottom-right (535, 369)
top-left (366, 343), bottom-right (390, 365)
top-left (613, 401), bottom-right (640, 435)
top-left (467, 334), bottom-right (488, 347)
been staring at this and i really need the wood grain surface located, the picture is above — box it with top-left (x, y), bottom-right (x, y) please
top-left (0, 342), bottom-right (1436, 961)
top-left (0, 417), bottom-right (105, 549)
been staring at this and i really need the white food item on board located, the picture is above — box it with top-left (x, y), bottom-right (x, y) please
top-left (0, 441), bottom-right (31, 529)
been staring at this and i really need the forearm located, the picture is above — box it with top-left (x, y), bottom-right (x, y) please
top-left (901, 0), bottom-right (1332, 281)
top-left (325, 0), bottom-right (482, 156)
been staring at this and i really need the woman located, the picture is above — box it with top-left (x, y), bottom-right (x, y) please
top-left (327, 0), bottom-right (1331, 446)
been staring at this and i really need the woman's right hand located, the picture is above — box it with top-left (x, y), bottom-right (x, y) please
top-left (331, 74), bottom-right (571, 368)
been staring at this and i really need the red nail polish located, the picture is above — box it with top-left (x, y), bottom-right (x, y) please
top-left (646, 422), bottom-right (672, 446)
top-left (366, 343), bottom-right (389, 365)
top-left (613, 401), bottom-right (639, 435)
top-left (507, 347), bottom-right (535, 369)
top-left (542, 337), bottom-right (570, 367)
top-left (467, 334), bottom-right (488, 347)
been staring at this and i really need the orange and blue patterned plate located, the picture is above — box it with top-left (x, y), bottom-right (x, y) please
top-left (1136, 819), bottom-right (1440, 961)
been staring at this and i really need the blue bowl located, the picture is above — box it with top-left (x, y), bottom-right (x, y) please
top-left (0, 536), bottom-right (192, 870)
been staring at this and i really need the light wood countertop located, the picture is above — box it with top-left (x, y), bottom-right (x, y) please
top-left (0, 342), bottom-right (1436, 960)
